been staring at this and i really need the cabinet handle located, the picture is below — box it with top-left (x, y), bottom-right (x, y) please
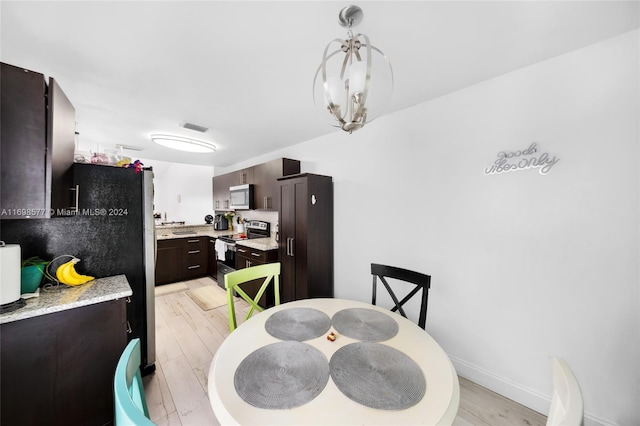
top-left (215, 200), bottom-right (220, 209)
top-left (290, 238), bottom-right (294, 257)
top-left (246, 260), bottom-right (251, 268)
top-left (188, 250), bottom-right (201, 254)
top-left (126, 321), bottom-right (132, 334)
top-left (251, 253), bottom-right (261, 257)
top-left (187, 239), bottom-right (199, 243)
top-left (188, 265), bottom-right (201, 269)
top-left (237, 248), bottom-right (247, 253)
top-left (126, 297), bottom-right (131, 304)
top-left (70, 184), bottom-right (80, 213)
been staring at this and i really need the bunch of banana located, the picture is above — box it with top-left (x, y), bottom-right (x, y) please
top-left (56, 257), bottom-right (95, 286)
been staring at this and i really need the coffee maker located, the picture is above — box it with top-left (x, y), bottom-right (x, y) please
top-left (213, 214), bottom-right (229, 230)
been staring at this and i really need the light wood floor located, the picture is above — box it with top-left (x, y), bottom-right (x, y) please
top-left (144, 277), bottom-right (547, 426)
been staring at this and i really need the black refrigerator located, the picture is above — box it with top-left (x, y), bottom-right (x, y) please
top-left (0, 163), bottom-right (156, 373)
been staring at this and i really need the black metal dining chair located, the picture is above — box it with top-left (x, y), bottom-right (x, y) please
top-left (371, 263), bottom-right (431, 329)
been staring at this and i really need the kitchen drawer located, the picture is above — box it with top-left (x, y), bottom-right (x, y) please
top-left (183, 238), bottom-right (206, 259)
top-left (184, 261), bottom-right (207, 278)
top-left (236, 246), bottom-right (278, 270)
top-left (184, 251), bottom-right (206, 268)
top-left (183, 236), bottom-right (206, 250)
top-left (236, 246), bottom-right (269, 263)
top-left (183, 237), bottom-right (206, 277)
top-left (235, 247), bottom-right (278, 308)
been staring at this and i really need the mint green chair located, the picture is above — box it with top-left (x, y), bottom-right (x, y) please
top-left (114, 338), bottom-right (155, 426)
top-left (225, 262), bottom-right (281, 331)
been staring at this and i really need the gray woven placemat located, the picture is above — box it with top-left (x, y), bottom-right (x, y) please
top-left (234, 341), bottom-right (330, 409)
top-left (331, 308), bottom-right (399, 341)
top-left (330, 342), bottom-right (426, 410)
top-left (265, 307), bottom-right (332, 341)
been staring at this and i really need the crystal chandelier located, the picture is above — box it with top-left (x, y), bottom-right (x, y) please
top-left (313, 5), bottom-right (393, 133)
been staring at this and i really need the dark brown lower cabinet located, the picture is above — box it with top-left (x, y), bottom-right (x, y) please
top-left (208, 238), bottom-right (218, 278)
top-left (235, 245), bottom-right (278, 308)
top-left (156, 237), bottom-right (208, 285)
top-left (156, 239), bottom-right (184, 285)
top-left (0, 298), bottom-right (128, 426)
top-left (183, 237), bottom-right (207, 279)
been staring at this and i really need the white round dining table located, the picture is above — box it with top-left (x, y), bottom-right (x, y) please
top-left (208, 298), bottom-right (460, 425)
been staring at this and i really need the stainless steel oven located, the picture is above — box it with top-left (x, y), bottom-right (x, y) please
top-left (216, 243), bottom-right (236, 288)
top-left (214, 220), bottom-right (270, 289)
top-left (217, 261), bottom-right (236, 290)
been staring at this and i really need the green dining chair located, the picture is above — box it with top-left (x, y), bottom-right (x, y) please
top-left (225, 262), bottom-right (281, 331)
top-left (113, 338), bottom-right (155, 426)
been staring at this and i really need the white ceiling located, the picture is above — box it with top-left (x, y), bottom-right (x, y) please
top-left (2, 1), bottom-right (638, 167)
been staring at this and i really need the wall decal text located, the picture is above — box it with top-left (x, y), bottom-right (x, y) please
top-left (484, 142), bottom-right (559, 175)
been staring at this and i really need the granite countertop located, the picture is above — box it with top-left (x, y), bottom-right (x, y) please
top-left (0, 274), bottom-right (133, 324)
top-left (156, 224), bottom-right (279, 251)
top-left (237, 238), bottom-right (279, 251)
top-left (156, 224), bottom-right (230, 240)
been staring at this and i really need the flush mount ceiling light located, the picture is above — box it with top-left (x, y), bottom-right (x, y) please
top-left (116, 144), bottom-right (143, 151)
top-left (150, 134), bottom-right (216, 153)
top-left (313, 5), bottom-right (393, 133)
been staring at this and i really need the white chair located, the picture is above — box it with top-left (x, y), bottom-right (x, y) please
top-left (546, 357), bottom-right (584, 426)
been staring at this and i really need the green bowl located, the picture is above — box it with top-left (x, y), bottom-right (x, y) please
top-left (21, 264), bottom-right (45, 293)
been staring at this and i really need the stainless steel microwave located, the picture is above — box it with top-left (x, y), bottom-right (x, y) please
top-left (229, 184), bottom-right (254, 210)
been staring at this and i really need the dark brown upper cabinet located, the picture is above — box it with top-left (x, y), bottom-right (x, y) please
top-left (234, 167), bottom-right (254, 186)
top-left (253, 158), bottom-right (300, 210)
top-left (212, 158), bottom-right (300, 211)
top-left (212, 172), bottom-right (235, 211)
top-left (0, 62), bottom-right (75, 219)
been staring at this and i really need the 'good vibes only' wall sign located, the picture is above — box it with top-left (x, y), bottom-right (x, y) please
top-left (484, 142), bottom-right (559, 176)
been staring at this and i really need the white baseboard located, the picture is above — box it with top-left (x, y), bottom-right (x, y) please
top-left (448, 355), bottom-right (615, 426)
top-left (449, 355), bottom-right (551, 415)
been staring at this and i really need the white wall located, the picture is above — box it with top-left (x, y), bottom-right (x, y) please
top-left (144, 156), bottom-right (279, 229)
top-left (222, 31), bottom-right (640, 425)
top-left (140, 158), bottom-right (214, 225)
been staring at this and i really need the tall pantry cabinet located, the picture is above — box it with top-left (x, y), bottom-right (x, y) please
top-left (278, 173), bottom-right (333, 302)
